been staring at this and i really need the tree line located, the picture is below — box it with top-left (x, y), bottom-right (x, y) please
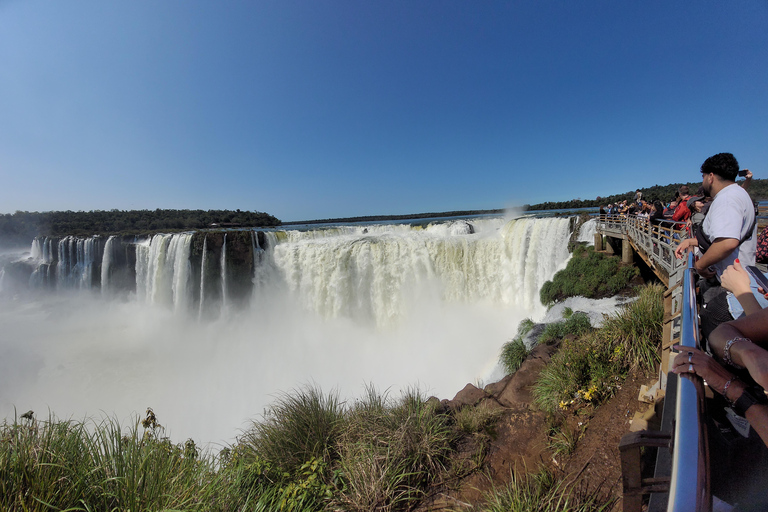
top-left (525, 178), bottom-right (767, 211)
top-left (0, 209), bottom-right (281, 246)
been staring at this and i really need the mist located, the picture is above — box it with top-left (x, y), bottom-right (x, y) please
top-left (0, 285), bottom-right (529, 447)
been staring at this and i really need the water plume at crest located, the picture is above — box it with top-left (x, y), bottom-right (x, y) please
top-left (0, 215), bottom-right (579, 445)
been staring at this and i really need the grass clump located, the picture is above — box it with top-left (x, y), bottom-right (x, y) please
top-left (472, 465), bottom-right (616, 512)
top-left (540, 245), bottom-right (639, 306)
top-left (500, 318), bottom-right (536, 374)
top-left (333, 387), bottom-right (455, 511)
top-left (538, 311), bottom-right (593, 345)
top-left (533, 284), bottom-right (664, 416)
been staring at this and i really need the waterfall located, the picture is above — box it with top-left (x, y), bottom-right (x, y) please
top-left (101, 236), bottom-right (115, 295)
top-left (17, 216), bottom-right (576, 321)
top-left (220, 233), bottom-right (228, 310)
top-left (135, 233), bottom-right (194, 308)
top-left (269, 216), bottom-right (571, 325)
top-left (3, 214), bottom-right (590, 445)
top-left (199, 234), bottom-right (207, 319)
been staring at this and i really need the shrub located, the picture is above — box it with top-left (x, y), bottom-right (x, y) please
top-left (533, 284), bottom-right (663, 415)
top-left (499, 318), bottom-right (537, 374)
top-left (540, 245), bottom-right (638, 306)
top-left (538, 312), bottom-right (593, 345)
top-left (238, 386), bottom-right (344, 477)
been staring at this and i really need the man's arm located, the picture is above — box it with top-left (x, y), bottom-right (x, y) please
top-left (693, 237), bottom-right (739, 273)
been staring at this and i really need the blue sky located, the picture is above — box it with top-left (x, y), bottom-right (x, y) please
top-left (1, 1), bottom-right (766, 221)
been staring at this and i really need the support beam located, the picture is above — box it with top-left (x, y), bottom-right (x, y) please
top-left (622, 238), bottom-right (633, 264)
top-left (594, 233), bottom-right (603, 251)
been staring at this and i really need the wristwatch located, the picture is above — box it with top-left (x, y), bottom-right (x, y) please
top-left (733, 386), bottom-right (768, 417)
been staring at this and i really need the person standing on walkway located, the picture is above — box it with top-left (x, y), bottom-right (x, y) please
top-left (674, 152), bottom-right (757, 339)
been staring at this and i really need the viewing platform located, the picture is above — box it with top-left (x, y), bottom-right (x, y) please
top-left (595, 214), bottom-right (766, 512)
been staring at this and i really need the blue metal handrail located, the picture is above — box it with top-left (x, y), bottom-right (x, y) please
top-left (597, 218), bottom-right (710, 511)
top-left (666, 251), bottom-right (709, 511)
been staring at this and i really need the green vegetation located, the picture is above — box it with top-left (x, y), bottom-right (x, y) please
top-left (0, 208), bottom-right (281, 245)
top-left (540, 245), bottom-right (639, 307)
top-left (0, 386), bottom-right (465, 512)
top-left (499, 318), bottom-right (536, 374)
top-left (471, 466), bottom-right (617, 512)
top-left (525, 177), bottom-right (766, 211)
top-left (533, 284), bottom-right (664, 416)
top-left (538, 312), bottom-right (593, 345)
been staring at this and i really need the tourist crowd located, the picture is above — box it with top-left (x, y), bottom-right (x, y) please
top-left (602, 154), bottom-right (768, 456)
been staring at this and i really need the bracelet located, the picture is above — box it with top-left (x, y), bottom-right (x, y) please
top-left (722, 337), bottom-right (750, 370)
top-left (722, 378), bottom-right (736, 406)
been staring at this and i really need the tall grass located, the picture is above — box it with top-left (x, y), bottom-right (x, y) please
top-left (533, 284), bottom-right (664, 415)
top-left (333, 387), bottom-right (455, 511)
top-left (499, 318), bottom-right (537, 373)
top-left (472, 466), bottom-right (616, 512)
top-left (0, 412), bottom-right (221, 512)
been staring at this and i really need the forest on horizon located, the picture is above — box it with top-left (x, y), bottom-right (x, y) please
top-left (1, 178), bottom-right (766, 247)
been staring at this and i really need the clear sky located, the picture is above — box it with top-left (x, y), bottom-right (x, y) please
top-left (1, 1), bottom-right (766, 222)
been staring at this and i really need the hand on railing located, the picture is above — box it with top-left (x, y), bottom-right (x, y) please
top-left (675, 238), bottom-right (698, 260)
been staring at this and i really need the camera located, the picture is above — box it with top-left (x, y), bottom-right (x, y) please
top-left (738, 169), bottom-right (749, 177)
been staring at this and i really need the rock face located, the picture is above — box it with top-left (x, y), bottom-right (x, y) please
top-left (418, 345), bottom-right (555, 510)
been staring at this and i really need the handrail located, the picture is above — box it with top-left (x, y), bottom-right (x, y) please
top-left (666, 251), bottom-right (709, 511)
top-left (596, 217), bottom-right (710, 511)
top-left (596, 214), bottom-right (688, 278)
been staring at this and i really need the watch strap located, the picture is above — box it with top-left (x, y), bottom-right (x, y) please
top-left (733, 386), bottom-right (768, 417)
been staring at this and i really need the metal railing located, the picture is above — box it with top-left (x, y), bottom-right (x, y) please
top-left (596, 216), bottom-right (709, 511)
top-left (666, 251), bottom-right (709, 511)
top-left (596, 214), bottom-right (689, 278)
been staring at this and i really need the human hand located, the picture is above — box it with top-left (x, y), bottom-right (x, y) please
top-left (721, 259), bottom-right (752, 296)
top-left (672, 345), bottom-right (734, 394)
top-left (675, 238), bottom-right (693, 260)
top-left (745, 169), bottom-right (753, 180)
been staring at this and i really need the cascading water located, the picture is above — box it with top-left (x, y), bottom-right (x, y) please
top-left (135, 233), bottom-right (194, 309)
top-left (220, 233), bottom-right (228, 311)
top-left (101, 236), bottom-right (115, 295)
top-left (3, 215), bottom-right (586, 445)
top-left (199, 234), bottom-right (207, 319)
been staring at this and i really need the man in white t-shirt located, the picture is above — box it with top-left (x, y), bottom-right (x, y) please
top-left (674, 152), bottom-right (757, 338)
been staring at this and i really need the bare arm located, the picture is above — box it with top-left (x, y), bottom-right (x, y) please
top-left (693, 237), bottom-right (739, 272)
top-left (672, 346), bottom-right (768, 447)
top-left (720, 260), bottom-right (764, 316)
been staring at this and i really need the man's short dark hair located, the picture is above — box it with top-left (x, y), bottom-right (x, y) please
top-left (701, 152), bottom-right (739, 181)
top-left (679, 185), bottom-right (690, 195)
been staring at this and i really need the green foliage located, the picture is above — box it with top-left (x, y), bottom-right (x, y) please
top-left (499, 318), bottom-right (537, 374)
top-left (540, 245), bottom-right (638, 306)
top-left (538, 312), bottom-right (593, 345)
top-left (533, 284), bottom-right (664, 416)
top-left (239, 386), bottom-right (345, 477)
top-left (524, 177), bottom-right (767, 211)
top-left (334, 387), bottom-right (455, 511)
top-left (0, 208), bottom-right (281, 244)
top-left (472, 466), bottom-right (617, 512)
top-left (500, 338), bottom-right (530, 374)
